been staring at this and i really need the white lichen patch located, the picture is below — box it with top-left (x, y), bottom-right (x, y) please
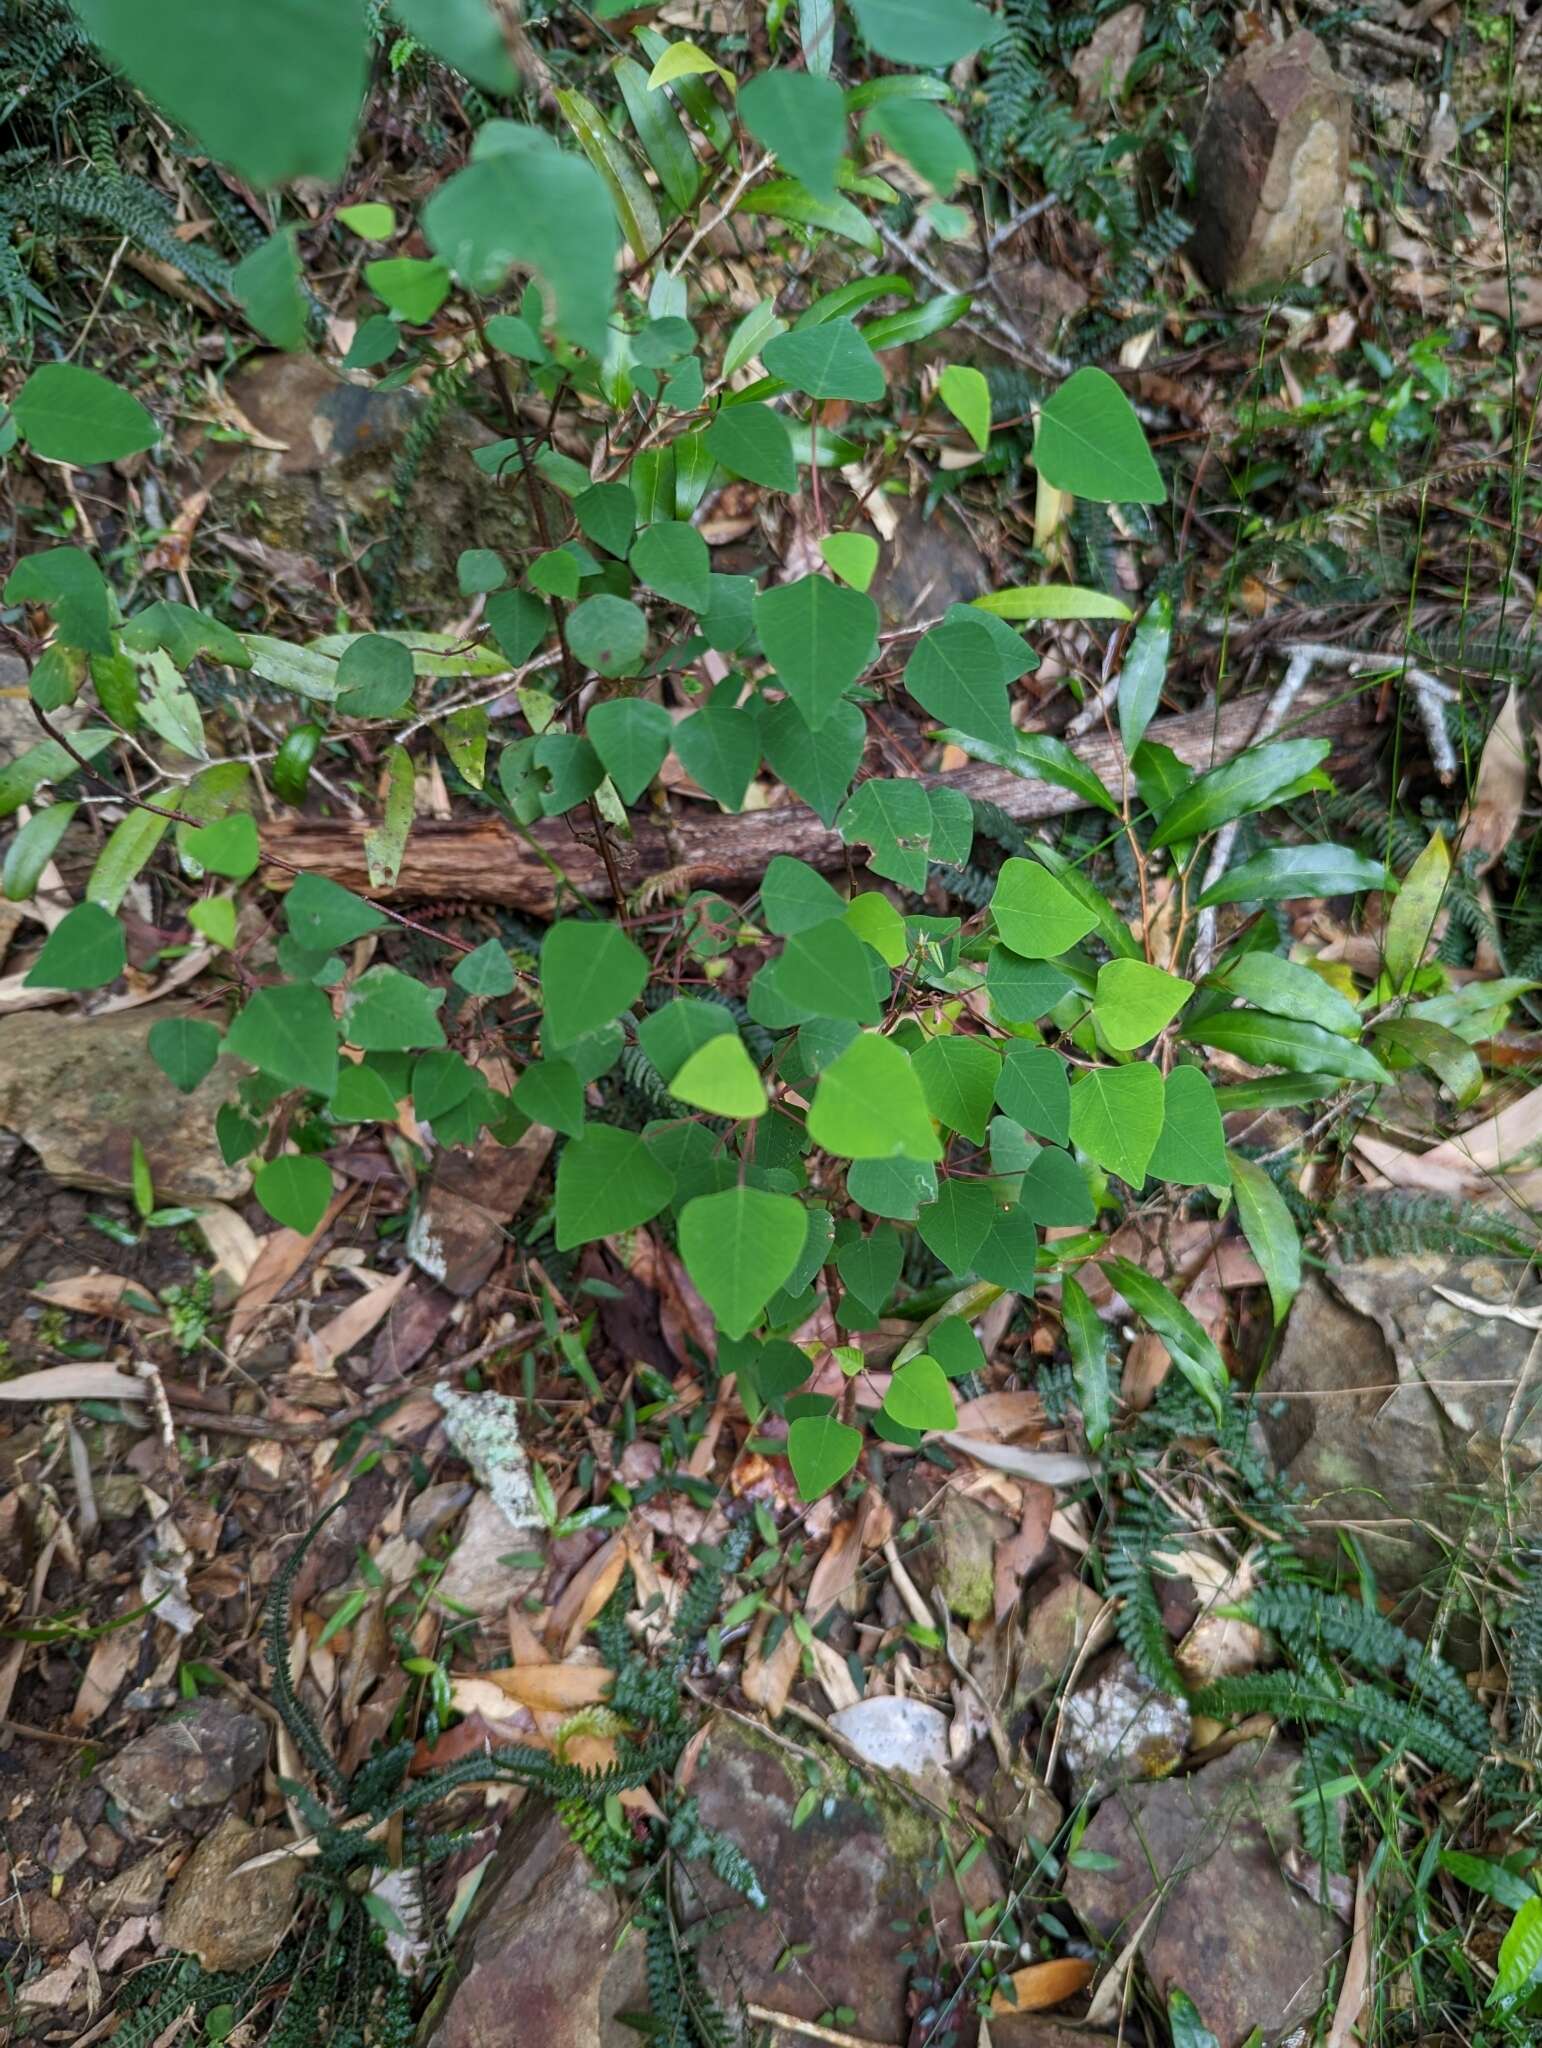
top-left (434, 1385), bottom-right (541, 1531)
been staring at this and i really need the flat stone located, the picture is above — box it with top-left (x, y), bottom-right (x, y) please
top-left (0, 1009), bottom-right (249, 1201)
top-left (436, 1490), bottom-right (545, 1619)
top-left (1260, 1256), bottom-right (1542, 1595)
top-left (1064, 1739), bottom-right (1340, 2048)
top-left (1057, 1653), bottom-right (1191, 1804)
top-left (1190, 32), bottom-right (1350, 294)
top-left (680, 1720), bottom-right (1003, 2047)
top-left (98, 1700), bottom-right (266, 1831)
top-left (423, 1802), bottom-right (645, 2048)
top-left (1014, 1576), bottom-right (1113, 1710)
top-left (161, 1814), bottom-right (302, 1971)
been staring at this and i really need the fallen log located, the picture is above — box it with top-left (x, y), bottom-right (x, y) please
top-left (260, 687), bottom-right (1379, 917)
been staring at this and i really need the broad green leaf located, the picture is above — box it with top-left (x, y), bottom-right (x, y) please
top-left (819, 532), bottom-right (879, 591)
top-left (673, 702), bottom-right (760, 811)
top-left (761, 318), bottom-right (885, 401)
top-left (761, 696), bottom-right (863, 824)
top-left (786, 1413), bottom-right (863, 1500)
top-left (836, 777), bottom-right (932, 891)
top-left (457, 549), bottom-right (507, 597)
top-left (232, 229), bottom-right (306, 350)
top-left (987, 950), bottom-right (1074, 1023)
top-left (1101, 1256), bottom-right (1228, 1422)
top-left (180, 813), bottom-right (258, 881)
top-left (254, 1155), bottom-right (333, 1234)
top-left (638, 998), bottom-right (734, 1080)
top-left (905, 615), bottom-right (1012, 747)
top-left (1117, 592), bottom-right (1172, 757)
top-left (995, 1045), bottom-right (1070, 1144)
top-left (23, 900), bottom-right (124, 991)
top-left (739, 69), bottom-right (846, 202)
top-left (849, 0), bottom-right (1000, 65)
top-left (423, 125), bottom-right (617, 357)
top-left (848, 1155), bottom-right (937, 1220)
top-left (763, 919), bottom-right (883, 1023)
top-left (345, 965), bottom-right (447, 1051)
top-left (228, 982), bottom-right (338, 1096)
top-left (973, 585), bottom-right (1132, 623)
top-left (1150, 738), bottom-right (1333, 849)
top-left (912, 1034), bottom-right (999, 1142)
top-left (330, 1062), bottom-right (401, 1122)
top-left (883, 1355), bottom-right (957, 1432)
top-left (1093, 959), bottom-right (1193, 1050)
top-left (1061, 1275), bottom-right (1111, 1448)
top-left (586, 698), bottom-right (671, 804)
top-left (917, 1179), bottom-right (996, 1274)
top-left (680, 1186), bottom-right (807, 1338)
top-left (704, 401), bottom-right (798, 493)
top-left (556, 85), bottom-right (661, 263)
top-left (569, 595), bottom-right (648, 678)
top-left (973, 1204), bottom-right (1039, 1290)
top-left (808, 1032), bottom-right (941, 1160)
top-left (453, 939), bottom-right (518, 999)
top-left (1219, 954), bottom-right (1360, 1035)
top-left (362, 742), bottom-right (415, 890)
top-left (1019, 1146), bottom-right (1094, 1226)
top-left (285, 875), bottom-right (387, 951)
top-left (1197, 843), bottom-right (1390, 909)
top-left (513, 1059), bottom-right (585, 1137)
top-left (761, 855), bottom-right (846, 935)
top-left (670, 1034), bottom-right (767, 1118)
top-left (867, 98), bottom-right (975, 196)
top-left (1068, 1063), bottom-right (1164, 1186)
top-left (391, 0), bottom-right (518, 88)
top-left (1227, 1150), bottom-right (1301, 1325)
top-left (364, 256), bottom-right (451, 323)
top-left (990, 859), bottom-right (1098, 958)
top-left (343, 313), bottom-right (400, 368)
top-left (1493, 1895), bottom-right (1542, 2007)
top-left (753, 575), bottom-right (877, 730)
top-left (555, 1125), bottom-right (674, 1250)
top-left (121, 600), bottom-right (250, 670)
top-left (3, 803), bottom-right (76, 902)
top-left (739, 178), bottom-right (880, 253)
top-left (938, 363), bottom-right (990, 449)
top-left (1179, 1011), bottom-right (1390, 1086)
top-left (541, 919), bottom-right (649, 1049)
top-left (843, 892), bottom-right (906, 966)
top-left (1034, 367), bottom-right (1163, 503)
top-left (148, 1016), bottom-right (221, 1094)
top-left (72, 0), bottom-right (365, 186)
top-left (11, 363), bottom-right (159, 466)
top-left (1373, 1016), bottom-right (1484, 1109)
top-left (1147, 1066), bottom-right (1228, 1187)
top-left (88, 809), bottom-right (169, 911)
top-left (5, 548), bottom-right (113, 657)
top-left (574, 482), bottom-right (636, 559)
top-left (836, 1226), bottom-right (902, 1312)
top-left (1383, 829), bottom-right (1449, 994)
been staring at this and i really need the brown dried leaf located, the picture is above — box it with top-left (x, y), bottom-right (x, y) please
top-left (483, 1662), bottom-right (614, 1711)
top-left (989, 1957), bottom-right (1095, 2015)
top-left (1464, 686), bottom-right (1529, 874)
top-left (229, 1189), bottom-right (354, 1352)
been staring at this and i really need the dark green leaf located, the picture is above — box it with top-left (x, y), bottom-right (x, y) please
top-left (11, 363), bottom-right (158, 467)
top-left (1195, 842), bottom-right (1389, 909)
top-left (1146, 1065), bottom-right (1228, 1187)
top-left (679, 1186), bottom-right (808, 1338)
top-left (1227, 1150), bottom-right (1301, 1324)
top-left (23, 900), bottom-right (124, 991)
top-left (1150, 738), bottom-right (1333, 849)
top-left (912, 1034), bottom-right (999, 1142)
top-left (754, 575), bottom-right (877, 731)
top-left (1117, 593), bottom-right (1172, 757)
top-left (761, 696), bottom-right (864, 824)
top-left (227, 982), bottom-right (339, 1096)
top-left (739, 69), bottom-right (847, 202)
top-left (541, 918), bottom-right (649, 1048)
top-left (232, 229), bottom-right (307, 350)
top-left (905, 615), bottom-right (1012, 747)
top-left (673, 703), bottom-right (760, 811)
top-left (1179, 1010), bottom-right (1390, 1085)
top-left (568, 595), bottom-right (648, 678)
top-left (254, 1155), bottom-right (334, 1233)
top-left (1034, 367), bottom-right (1162, 503)
top-left (704, 402), bottom-right (798, 493)
top-left (1101, 1256), bottom-right (1228, 1421)
top-left (761, 317), bottom-right (885, 401)
top-left (995, 1044), bottom-right (1070, 1144)
top-left (555, 1125), bottom-right (674, 1249)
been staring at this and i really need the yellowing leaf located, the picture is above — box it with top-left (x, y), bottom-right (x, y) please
top-left (647, 41), bottom-right (736, 91)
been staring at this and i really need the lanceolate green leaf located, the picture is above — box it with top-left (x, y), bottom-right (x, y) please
top-left (1195, 843), bottom-right (1390, 909)
top-left (1101, 1256), bottom-right (1228, 1422)
top-left (557, 86), bottom-right (662, 263)
top-left (1227, 1150), bottom-right (1301, 1325)
top-left (1117, 592), bottom-right (1172, 757)
top-left (1061, 1275), bottom-right (1111, 1449)
top-left (2, 803), bottom-right (76, 902)
top-left (1150, 738), bottom-right (1333, 849)
top-left (1383, 828), bottom-right (1450, 994)
top-left (1373, 1016), bottom-right (1484, 1109)
top-left (1179, 1010), bottom-right (1391, 1086)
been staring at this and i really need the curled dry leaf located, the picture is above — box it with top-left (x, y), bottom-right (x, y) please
top-left (1464, 686), bottom-right (1528, 874)
top-left (989, 1956), bottom-right (1095, 2016)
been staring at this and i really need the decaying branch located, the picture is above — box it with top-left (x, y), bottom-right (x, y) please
top-left (261, 687), bottom-right (1379, 917)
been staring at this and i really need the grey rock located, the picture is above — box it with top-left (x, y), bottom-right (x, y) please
top-left (423, 1802), bottom-right (644, 2048)
top-left (0, 1008), bottom-right (249, 1201)
top-left (1191, 31), bottom-right (1350, 293)
top-left (98, 1700), bottom-right (266, 1830)
top-left (1065, 1739), bottom-right (1339, 2047)
top-left (436, 1490), bottom-right (545, 1620)
top-left (1058, 1653), bottom-right (1191, 1804)
top-left (1261, 1257), bottom-right (1542, 1595)
top-left (161, 1814), bottom-right (302, 1971)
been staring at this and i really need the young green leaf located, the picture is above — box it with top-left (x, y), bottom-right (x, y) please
top-left (1093, 959), bottom-right (1193, 1051)
top-left (808, 1032), bottom-right (941, 1160)
top-left (973, 585), bottom-right (1133, 623)
top-left (541, 919), bottom-right (649, 1049)
top-left (1195, 843), bottom-right (1389, 909)
top-left (23, 900), bottom-right (124, 991)
top-left (937, 363), bottom-right (990, 450)
top-left (252, 1154), bottom-right (333, 1234)
top-left (679, 1186), bottom-right (808, 1338)
top-left (990, 859), bottom-right (1099, 959)
top-left (670, 1034), bottom-right (767, 1118)
top-left (555, 1125), bottom-right (674, 1249)
top-left (786, 1413), bottom-right (863, 1501)
top-left (1383, 828), bottom-right (1450, 994)
top-left (883, 1355), bottom-right (957, 1433)
top-left (819, 532), bottom-right (879, 591)
top-left (1033, 366), bottom-right (1162, 503)
top-left (1227, 1150), bottom-right (1301, 1324)
top-left (1068, 1064), bottom-right (1164, 1187)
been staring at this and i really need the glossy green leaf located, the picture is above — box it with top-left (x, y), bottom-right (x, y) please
top-left (541, 918), bottom-right (649, 1049)
top-left (937, 362), bottom-right (990, 448)
top-left (23, 900), bottom-right (125, 991)
top-left (866, 98), bottom-right (975, 197)
top-left (1179, 1010), bottom-right (1390, 1085)
top-left (808, 1032), bottom-right (940, 1160)
top-left (740, 68), bottom-right (846, 202)
top-left (990, 859), bottom-right (1098, 958)
top-left (761, 317), bottom-right (885, 401)
top-left (72, 0), bottom-right (365, 186)
top-left (680, 1186), bottom-right (808, 1339)
top-left (2, 803), bottom-right (76, 902)
top-left (1093, 959), bottom-right (1193, 1050)
top-left (88, 810), bottom-right (169, 911)
top-left (1373, 1017), bottom-right (1484, 1108)
top-left (254, 1155), bottom-right (333, 1234)
top-left (1196, 843), bottom-right (1389, 909)
top-left (754, 575), bottom-right (877, 730)
top-left (1150, 738), bottom-right (1333, 849)
top-left (1220, 954), bottom-right (1360, 1036)
top-left (1227, 1150), bottom-right (1301, 1325)
top-left (787, 1413), bottom-right (863, 1500)
top-left (1061, 1274), bottom-right (1111, 1448)
top-left (556, 85), bottom-right (661, 262)
top-left (1117, 592), bottom-right (1172, 757)
top-left (228, 982), bottom-right (338, 1096)
top-left (1034, 367), bottom-right (1163, 503)
top-left (1068, 1063), bottom-right (1164, 1186)
top-left (1146, 1066), bottom-right (1229, 1187)
top-left (614, 54), bottom-right (700, 211)
top-left (1492, 1895), bottom-right (1542, 2007)
top-left (1101, 1256), bottom-right (1228, 1421)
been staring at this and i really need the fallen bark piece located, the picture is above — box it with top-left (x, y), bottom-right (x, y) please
top-left (261, 689), bottom-right (1376, 915)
